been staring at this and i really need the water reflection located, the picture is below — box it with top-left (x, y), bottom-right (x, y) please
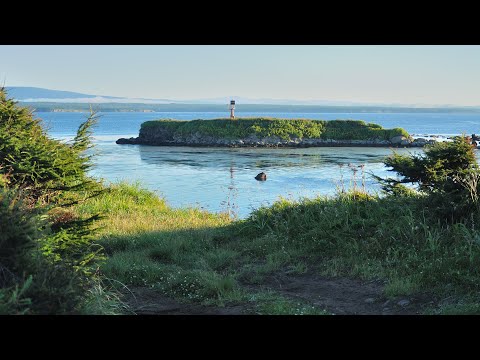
top-left (114, 145), bottom-right (414, 218)
top-left (137, 145), bottom-right (402, 172)
top-left (219, 160), bottom-right (240, 219)
top-left (40, 110), bottom-right (477, 218)
top-left (84, 139), bottom-right (428, 218)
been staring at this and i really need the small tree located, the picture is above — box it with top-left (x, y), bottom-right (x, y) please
top-left (377, 136), bottom-right (480, 220)
top-left (0, 90), bottom-right (102, 207)
top-left (0, 88), bottom-right (105, 313)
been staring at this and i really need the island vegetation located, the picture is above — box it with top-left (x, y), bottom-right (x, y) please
top-left (118, 118), bottom-right (415, 147)
top-left (3, 88), bottom-right (480, 315)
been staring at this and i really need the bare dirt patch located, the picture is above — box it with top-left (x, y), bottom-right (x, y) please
top-left (255, 270), bottom-right (437, 315)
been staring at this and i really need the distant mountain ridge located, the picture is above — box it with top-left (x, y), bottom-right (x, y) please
top-left (5, 87), bottom-right (174, 104)
top-left (6, 87), bottom-right (120, 100)
top-left (5, 86), bottom-right (480, 109)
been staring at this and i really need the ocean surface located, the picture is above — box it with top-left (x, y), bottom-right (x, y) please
top-left (37, 111), bottom-right (480, 218)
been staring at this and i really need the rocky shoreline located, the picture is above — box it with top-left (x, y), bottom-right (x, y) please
top-left (117, 132), bottom-right (435, 148)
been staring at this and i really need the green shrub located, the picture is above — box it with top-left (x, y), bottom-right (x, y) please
top-left (0, 189), bottom-right (39, 277)
top-left (0, 88), bottom-right (107, 314)
top-left (0, 89), bottom-right (102, 207)
top-left (379, 136), bottom-right (480, 220)
top-left (0, 276), bottom-right (33, 315)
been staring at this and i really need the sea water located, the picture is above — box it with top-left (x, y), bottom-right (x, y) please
top-left (38, 111), bottom-right (480, 218)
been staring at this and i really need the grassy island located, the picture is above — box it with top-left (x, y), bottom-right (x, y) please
top-left (141, 118), bottom-right (408, 140)
top-left (136, 118), bottom-right (409, 146)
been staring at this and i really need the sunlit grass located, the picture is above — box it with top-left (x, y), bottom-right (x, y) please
top-left (77, 182), bottom-right (241, 306)
top-left (77, 181), bottom-right (230, 236)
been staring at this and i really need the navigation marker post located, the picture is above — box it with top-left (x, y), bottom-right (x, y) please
top-left (230, 100), bottom-right (235, 119)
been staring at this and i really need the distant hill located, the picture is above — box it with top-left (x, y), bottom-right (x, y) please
top-left (5, 87), bottom-right (176, 104)
top-left (5, 87), bottom-right (121, 100)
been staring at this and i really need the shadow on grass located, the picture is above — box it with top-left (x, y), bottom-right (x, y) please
top-left (97, 225), bottom-right (248, 305)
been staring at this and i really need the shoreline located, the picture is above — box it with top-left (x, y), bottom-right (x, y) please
top-left (116, 137), bottom-right (434, 148)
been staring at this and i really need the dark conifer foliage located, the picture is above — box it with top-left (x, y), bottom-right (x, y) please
top-left (0, 88), bottom-right (104, 314)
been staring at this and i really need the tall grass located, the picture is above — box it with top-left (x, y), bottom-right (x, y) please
top-left (235, 190), bottom-right (480, 297)
top-left (82, 179), bottom-right (480, 314)
top-left (77, 182), bottom-right (243, 305)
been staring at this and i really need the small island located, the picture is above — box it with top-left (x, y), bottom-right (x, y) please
top-left (117, 118), bottom-right (430, 147)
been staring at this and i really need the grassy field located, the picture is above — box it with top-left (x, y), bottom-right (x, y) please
top-left (140, 118), bottom-right (409, 141)
top-left (76, 181), bottom-right (480, 315)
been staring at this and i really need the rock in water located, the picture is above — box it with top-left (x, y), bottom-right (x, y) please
top-left (255, 172), bottom-right (267, 181)
top-left (116, 137), bottom-right (137, 145)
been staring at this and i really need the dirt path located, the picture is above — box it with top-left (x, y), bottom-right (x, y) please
top-left (121, 271), bottom-right (436, 315)
top-left (256, 271), bottom-right (436, 315)
top-left (121, 286), bottom-right (249, 315)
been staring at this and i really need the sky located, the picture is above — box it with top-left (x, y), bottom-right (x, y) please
top-left (1, 45), bottom-right (480, 106)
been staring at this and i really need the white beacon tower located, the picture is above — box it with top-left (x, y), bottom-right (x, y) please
top-left (229, 100), bottom-right (235, 119)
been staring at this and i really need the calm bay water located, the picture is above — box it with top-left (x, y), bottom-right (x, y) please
top-left (38, 111), bottom-right (480, 218)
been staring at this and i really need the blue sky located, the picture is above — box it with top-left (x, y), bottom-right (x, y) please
top-left (1, 45), bottom-right (479, 106)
